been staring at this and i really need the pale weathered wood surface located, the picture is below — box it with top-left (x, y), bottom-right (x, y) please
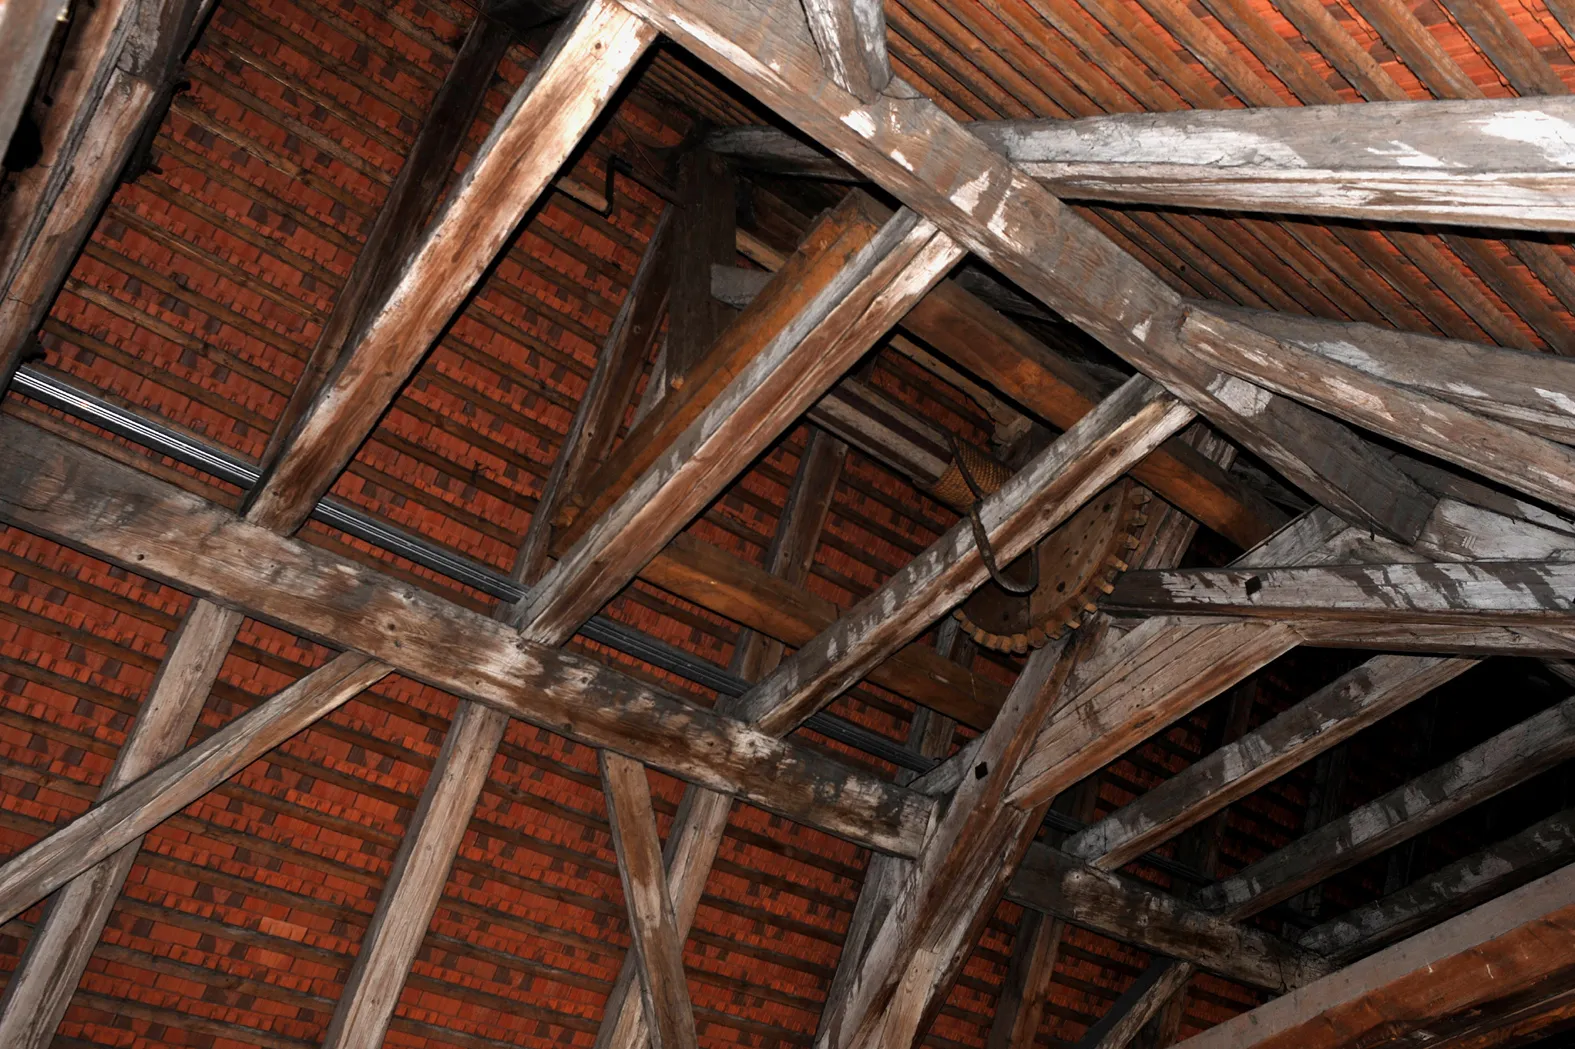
top-left (522, 207), bottom-right (961, 642)
top-left (1178, 309), bottom-right (1575, 518)
top-left (1196, 696), bottom-right (1575, 917)
top-left (1064, 655), bottom-right (1477, 871)
top-left (620, 0), bottom-right (1438, 546)
top-left (1106, 561), bottom-right (1575, 627)
top-left (801, 0), bottom-right (891, 102)
top-left (1215, 306), bottom-right (1575, 445)
top-left (707, 98), bottom-right (1575, 231)
top-left (1299, 808), bottom-right (1575, 964)
top-left (1080, 960), bottom-right (1196, 1049)
top-left (600, 752), bottom-right (700, 1049)
top-left (0, 420), bottom-right (936, 855)
top-left (737, 375), bottom-right (1194, 737)
top-left (1004, 845), bottom-right (1329, 992)
top-left (245, 0), bottom-right (655, 533)
top-left (0, 653), bottom-right (388, 926)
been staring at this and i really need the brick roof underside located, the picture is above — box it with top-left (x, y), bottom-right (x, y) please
top-left (3, 0), bottom-right (1575, 1047)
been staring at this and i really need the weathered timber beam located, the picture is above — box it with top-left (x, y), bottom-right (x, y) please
top-left (1301, 808), bottom-right (1575, 966)
top-left (245, 0), bottom-right (655, 534)
top-left (1177, 862), bottom-right (1575, 1049)
top-left (600, 752), bottom-right (699, 1049)
top-left (0, 0), bottom-right (208, 383)
top-left (259, 11), bottom-right (514, 472)
top-left (644, 532), bottom-right (1005, 727)
top-left (737, 375), bottom-right (1194, 737)
top-left (553, 191), bottom-right (885, 545)
top-left (1065, 655), bottom-right (1477, 872)
top-left (1105, 561), bottom-right (1575, 629)
top-left (0, 654), bottom-right (389, 926)
top-left (1197, 695), bottom-right (1575, 917)
top-left (1003, 510), bottom-right (1354, 812)
top-left (706, 98), bottom-right (1575, 232)
top-left (818, 637), bottom-right (1083, 1049)
top-left (1003, 844), bottom-right (1330, 993)
top-left (1178, 309), bottom-right (1575, 518)
top-left (0, 0), bottom-right (67, 156)
top-left (1216, 307), bottom-right (1575, 446)
top-left (592, 428), bottom-right (850, 1049)
top-left (0, 600), bottom-right (244, 1045)
top-left (521, 204), bottom-right (960, 641)
top-left (0, 419), bottom-right (936, 857)
top-left (516, 207), bottom-right (673, 583)
top-left (622, 0), bottom-right (1436, 545)
top-left (714, 254), bottom-right (1289, 551)
top-left (1078, 960), bottom-right (1195, 1049)
top-left (802, 0), bottom-right (891, 103)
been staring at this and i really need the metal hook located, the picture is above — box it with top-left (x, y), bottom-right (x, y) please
top-left (948, 434), bottom-right (1038, 595)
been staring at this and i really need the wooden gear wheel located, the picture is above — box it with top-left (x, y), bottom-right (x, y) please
top-left (954, 479), bottom-right (1154, 653)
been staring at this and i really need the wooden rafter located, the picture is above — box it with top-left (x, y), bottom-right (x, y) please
top-left (706, 98), bottom-right (1575, 232)
top-left (617, 0), bottom-right (1443, 546)
top-left (0, 419), bottom-right (936, 856)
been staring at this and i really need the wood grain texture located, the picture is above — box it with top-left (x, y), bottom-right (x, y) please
top-left (517, 208), bottom-right (674, 584)
top-left (642, 533), bottom-right (1006, 727)
top-left (1196, 696), bottom-right (1575, 918)
top-left (666, 150), bottom-right (736, 383)
top-left (0, 419), bottom-right (936, 855)
top-left (818, 638), bottom-right (1080, 1049)
top-left (554, 192), bottom-right (886, 542)
top-left (737, 375), bottom-right (1194, 737)
top-left (1300, 807), bottom-right (1575, 965)
top-left (1064, 655), bottom-right (1477, 872)
top-left (620, 0), bottom-right (1436, 545)
top-left (1004, 845), bottom-right (1328, 992)
top-left (323, 700), bottom-right (507, 1048)
top-left (600, 752), bottom-right (699, 1049)
top-left (708, 99), bottom-right (1575, 231)
top-left (0, 599), bottom-right (243, 1047)
top-left (1079, 961), bottom-right (1196, 1049)
top-left (1176, 864), bottom-right (1575, 1049)
top-left (1178, 309), bottom-right (1575, 517)
top-left (245, 0), bottom-right (655, 532)
top-left (525, 206), bottom-right (961, 642)
top-left (0, 653), bottom-right (388, 927)
top-left (801, 0), bottom-right (892, 102)
top-left (1215, 306), bottom-right (1575, 445)
top-left (1106, 561), bottom-right (1575, 627)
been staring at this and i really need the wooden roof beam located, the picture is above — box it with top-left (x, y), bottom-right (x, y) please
top-left (1178, 859), bottom-right (1575, 1049)
top-left (1177, 310), bottom-right (1575, 520)
top-left (802, 0), bottom-right (892, 103)
top-left (1104, 561), bottom-right (1575, 639)
top-left (706, 98), bottom-right (1575, 234)
top-left (1195, 695), bottom-right (1575, 918)
top-left (714, 254), bottom-right (1289, 552)
top-left (1065, 654), bottom-right (1478, 872)
top-left (0, 418), bottom-right (937, 858)
top-left (736, 374), bottom-right (1195, 736)
top-left (1003, 842), bottom-right (1330, 994)
top-left (621, 0), bottom-right (1436, 546)
top-left (1301, 807), bottom-right (1575, 966)
top-left (0, 0), bottom-right (207, 384)
top-left (600, 752), bottom-right (699, 1049)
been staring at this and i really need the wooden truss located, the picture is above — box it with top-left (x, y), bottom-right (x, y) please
top-left (3, 0), bottom-right (1575, 1048)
